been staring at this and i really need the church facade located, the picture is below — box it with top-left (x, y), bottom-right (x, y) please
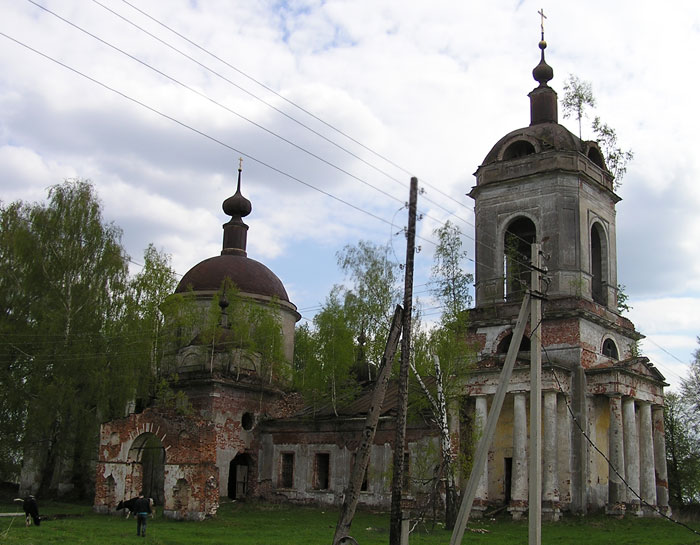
top-left (94, 37), bottom-right (670, 521)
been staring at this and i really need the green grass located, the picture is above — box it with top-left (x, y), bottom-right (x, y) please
top-left (1, 500), bottom-right (700, 544)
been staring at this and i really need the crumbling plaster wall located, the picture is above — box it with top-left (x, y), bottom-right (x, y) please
top-left (256, 419), bottom-right (439, 509)
top-left (94, 409), bottom-right (218, 520)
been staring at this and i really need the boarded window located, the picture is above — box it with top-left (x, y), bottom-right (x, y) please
top-left (280, 452), bottom-right (294, 489)
top-left (313, 453), bottom-right (330, 490)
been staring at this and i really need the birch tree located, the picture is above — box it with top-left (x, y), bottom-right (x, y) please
top-left (409, 220), bottom-right (475, 529)
top-left (562, 73), bottom-right (634, 188)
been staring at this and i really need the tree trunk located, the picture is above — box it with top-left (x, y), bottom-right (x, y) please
top-left (410, 355), bottom-right (458, 529)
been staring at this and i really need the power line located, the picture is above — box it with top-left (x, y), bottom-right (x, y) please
top-left (5, 7), bottom-right (665, 344)
top-left (15, 3), bottom-right (520, 282)
top-left (25, 0), bottom-right (409, 210)
top-left (108, 0), bottom-right (499, 248)
top-left (548, 354), bottom-right (700, 537)
top-left (0, 31), bottom-right (396, 231)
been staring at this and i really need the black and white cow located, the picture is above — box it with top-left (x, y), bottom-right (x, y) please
top-left (13, 496), bottom-right (40, 527)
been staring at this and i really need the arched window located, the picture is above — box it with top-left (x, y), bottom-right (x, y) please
top-left (591, 222), bottom-right (608, 305)
top-left (504, 217), bottom-right (537, 301)
top-left (503, 140), bottom-right (536, 160)
top-left (497, 332), bottom-right (531, 354)
top-left (602, 339), bottom-right (619, 359)
top-left (587, 146), bottom-right (606, 169)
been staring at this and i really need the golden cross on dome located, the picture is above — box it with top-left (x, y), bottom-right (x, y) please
top-left (538, 8), bottom-right (547, 39)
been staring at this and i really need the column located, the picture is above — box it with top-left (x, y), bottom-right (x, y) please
top-left (622, 397), bottom-right (641, 515)
top-left (652, 405), bottom-right (671, 516)
top-left (607, 395), bottom-right (625, 515)
top-left (557, 393), bottom-right (573, 509)
top-left (542, 390), bottom-right (560, 521)
top-left (472, 395), bottom-right (489, 518)
top-left (639, 401), bottom-right (657, 514)
top-left (509, 392), bottom-right (528, 520)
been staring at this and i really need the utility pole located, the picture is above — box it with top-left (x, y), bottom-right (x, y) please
top-left (529, 243), bottom-right (543, 545)
top-left (449, 293), bottom-right (531, 545)
top-left (389, 176), bottom-right (418, 545)
top-left (450, 242), bottom-right (544, 545)
top-left (333, 305), bottom-right (404, 545)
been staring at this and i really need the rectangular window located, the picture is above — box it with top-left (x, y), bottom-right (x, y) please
top-left (280, 452), bottom-right (294, 489)
top-left (313, 453), bottom-right (330, 490)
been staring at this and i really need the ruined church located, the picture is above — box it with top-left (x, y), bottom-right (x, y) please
top-left (93, 37), bottom-right (670, 520)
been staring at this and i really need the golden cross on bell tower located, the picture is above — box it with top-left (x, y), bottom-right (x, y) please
top-left (538, 8), bottom-right (547, 40)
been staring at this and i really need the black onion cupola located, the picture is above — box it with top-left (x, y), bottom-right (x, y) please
top-left (529, 34), bottom-right (557, 125)
top-left (221, 164), bottom-right (252, 256)
top-left (176, 164), bottom-right (293, 304)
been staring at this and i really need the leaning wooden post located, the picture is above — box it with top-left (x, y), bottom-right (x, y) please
top-left (332, 305), bottom-right (404, 545)
top-left (389, 176), bottom-right (418, 545)
top-left (450, 293), bottom-right (531, 545)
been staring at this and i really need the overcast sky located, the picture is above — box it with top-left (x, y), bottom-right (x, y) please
top-left (1, 0), bottom-right (698, 390)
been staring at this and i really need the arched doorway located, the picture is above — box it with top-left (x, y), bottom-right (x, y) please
top-left (228, 453), bottom-right (250, 500)
top-left (129, 433), bottom-right (165, 506)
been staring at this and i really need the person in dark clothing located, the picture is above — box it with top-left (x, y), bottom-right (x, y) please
top-left (133, 492), bottom-right (152, 537)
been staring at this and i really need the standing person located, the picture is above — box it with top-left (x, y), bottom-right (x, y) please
top-left (133, 492), bottom-right (152, 538)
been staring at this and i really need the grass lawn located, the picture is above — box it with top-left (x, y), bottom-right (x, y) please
top-left (1, 500), bottom-right (700, 544)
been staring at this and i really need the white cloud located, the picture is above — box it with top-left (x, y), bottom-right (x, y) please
top-left (0, 0), bottom-right (698, 364)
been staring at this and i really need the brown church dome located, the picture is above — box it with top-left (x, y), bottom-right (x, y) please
top-left (175, 164), bottom-right (291, 303)
top-left (175, 254), bottom-right (290, 301)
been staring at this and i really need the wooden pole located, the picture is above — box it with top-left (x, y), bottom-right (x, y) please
top-left (389, 176), bottom-right (418, 545)
top-left (450, 293), bottom-right (532, 545)
top-left (333, 305), bottom-right (404, 545)
top-left (529, 243), bottom-right (542, 545)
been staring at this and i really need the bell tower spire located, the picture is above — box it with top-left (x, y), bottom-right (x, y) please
top-left (529, 9), bottom-right (558, 125)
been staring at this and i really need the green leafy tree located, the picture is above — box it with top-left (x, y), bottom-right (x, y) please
top-left (0, 180), bottom-right (177, 495)
top-left (592, 116), bottom-right (635, 188)
top-left (337, 240), bottom-right (401, 375)
top-left (665, 391), bottom-right (700, 505)
top-left (616, 283), bottom-right (632, 314)
top-left (410, 221), bottom-right (475, 529)
top-left (294, 290), bottom-right (358, 414)
top-left (665, 338), bottom-right (700, 505)
top-left (562, 74), bottom-right (596, 140)
top-left (430, 221), bottom-right (473, 327)
top-left (293, 241), bottom-right (400, 410)
top-left (562, 74), bottom-right (633, 188)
